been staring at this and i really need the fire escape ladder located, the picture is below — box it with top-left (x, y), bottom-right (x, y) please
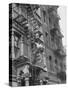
top-left (27, 5), bottom-right (39, 32)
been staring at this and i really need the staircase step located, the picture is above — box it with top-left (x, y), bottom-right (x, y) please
top-left (22, 21), bottom-right (27, 25)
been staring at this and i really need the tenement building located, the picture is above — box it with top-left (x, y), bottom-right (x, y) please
top-left (9, 3), bottom-right (66, 86)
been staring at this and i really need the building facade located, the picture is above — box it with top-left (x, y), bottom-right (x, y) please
top-left (9, 3), bottom-right (66, 86)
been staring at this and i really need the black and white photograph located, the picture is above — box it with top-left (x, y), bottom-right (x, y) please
top-left (9, 3), bottom-right (66, 87)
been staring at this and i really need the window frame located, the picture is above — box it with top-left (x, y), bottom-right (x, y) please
top-left (43, 10), bottom-right (46, 22)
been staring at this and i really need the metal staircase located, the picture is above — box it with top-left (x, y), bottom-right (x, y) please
top-left (26, 5), bottom-right (40, 32)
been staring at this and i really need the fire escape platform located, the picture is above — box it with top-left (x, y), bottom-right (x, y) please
top-left (13, 56), bottom-right (31, 68)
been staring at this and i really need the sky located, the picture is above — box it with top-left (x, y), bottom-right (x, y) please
top-left (58, 6), bottom-right (67, 47)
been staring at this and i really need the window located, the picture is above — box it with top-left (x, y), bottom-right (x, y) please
top-left (50, 29), bottom-right (55, 41)
top-left (14, 35), bottom-right (20, 48)
top-left (45, 32), bottom-right (48, 37)
top-left (23, 43), bottom-right (28, 57)
top-left (43, 52), bottom-right (46, 66)
top-left (14, 33), bottom-right (21, 57)
top-left (14, 31), bottom-right (31, 59)
top-left (49, 55), bottom-right (53, 71)
top-left (21, 35), bottom-right (29, 58)
top-left (55, 59), bottom-right (57, 64)
top-left (55, 37), bottom-right (61, 49)
top-left (43, 11), bottom-right (46, 22)
top-left (55, 59), bottom-right (58, 71)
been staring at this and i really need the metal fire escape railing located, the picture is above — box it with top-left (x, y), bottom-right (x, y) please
top-left (26, 5), bottom-right (43, 52)
top-left (12, 4), bottom-right (48, 84)
top-left (26, 5), bottom-right (47, 84)
top-left (27, 5), bottom-right (40, 31)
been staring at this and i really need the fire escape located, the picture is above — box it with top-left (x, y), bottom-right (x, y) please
top-left (11, 4), bottom-right (48, 85)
